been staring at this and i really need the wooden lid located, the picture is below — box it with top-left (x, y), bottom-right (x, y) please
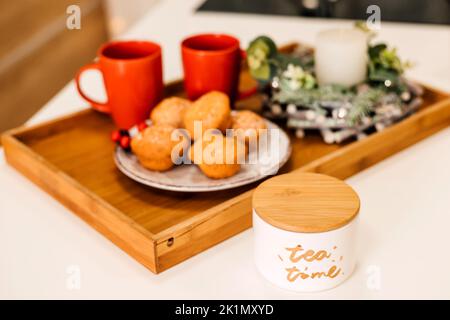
top-left (253, 172), bottom-right (360, 233)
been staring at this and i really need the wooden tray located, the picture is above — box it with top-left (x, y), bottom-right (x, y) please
top-left (2, 43), bottom-right (450, 274)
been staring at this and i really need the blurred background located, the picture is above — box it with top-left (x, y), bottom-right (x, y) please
top-left (0, 0), bottom-right (157, 132)
top-left (1, 0), bottom-right (449, 132)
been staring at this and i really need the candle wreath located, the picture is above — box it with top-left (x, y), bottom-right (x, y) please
top-left (246, 23), bottom-right (423, 144)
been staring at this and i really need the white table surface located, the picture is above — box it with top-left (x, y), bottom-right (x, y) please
top-left (1, 0), bottom-right (450, 299)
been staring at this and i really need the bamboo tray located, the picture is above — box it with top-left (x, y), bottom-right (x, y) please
top-left (2, 43), bottom-right (450, 274)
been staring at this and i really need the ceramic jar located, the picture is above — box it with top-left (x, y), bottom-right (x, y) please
top-left (252, 172), bottom-right (360, 292)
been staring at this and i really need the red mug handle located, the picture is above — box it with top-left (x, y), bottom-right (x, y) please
top-left (75, 63), bottom-right (111, 113)
top-left (237, 49), bottom-right (258, 100)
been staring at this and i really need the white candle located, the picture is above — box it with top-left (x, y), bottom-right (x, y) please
top-left (315, 29), bottom-right (368, 87)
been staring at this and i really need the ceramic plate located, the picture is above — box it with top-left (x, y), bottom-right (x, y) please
top-left (114, 119), bottom-right (291, 192)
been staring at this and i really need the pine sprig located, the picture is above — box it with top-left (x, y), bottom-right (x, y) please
top-left (347, 88), bottom-right (385, 124)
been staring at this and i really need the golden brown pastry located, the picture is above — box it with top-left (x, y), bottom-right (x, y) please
top-left (231, 110), bottom-right (267, 143)
top-left (183, 91), bottom-right (231, 140)
top-left (150, 97), bottom-right (192, 128)
top-left (131, 124), bottom-right (188, 171)
top-left (189, 132), bottom-right (246, 179)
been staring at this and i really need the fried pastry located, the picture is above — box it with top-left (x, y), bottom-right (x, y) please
top-left (189, 132), bottom-right (246, 179)
top-left (131, 124), bottom-right (188, 172)
top-left (231, 110), bottom-right (267, 143)
top-left (183, 91), bottom-right (231, 140)
top-left (150, 97), bottom-right (192, 128)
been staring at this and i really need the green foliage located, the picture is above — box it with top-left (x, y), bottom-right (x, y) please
top-left (246, 36), bottom-right (277, 82)
top-left (273, 52), bottom-right (304, 70)
top-left (275, 83), bottom-right (349, 104)
top-left (246, 35), bottom-right (311, 85)
top-left (274, 84), bottom-right (388, 125)
top-left (347, 88), bottom-right (385, 124)
top-left (273, 84), bottom-right (352, 115)
top-left (368, 43), bottom-right (411, 90)
top-left (279, 64), bottom-right (316, 91)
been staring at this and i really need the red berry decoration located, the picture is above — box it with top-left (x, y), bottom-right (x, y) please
top-left (119, 129), bottom-right (130, 137)
top-left (137, 121), bottom-right (148, 132)
top-left (111, 130), bottom-right (121, 143)
top-left (120, 135), bottom-right (131, 151)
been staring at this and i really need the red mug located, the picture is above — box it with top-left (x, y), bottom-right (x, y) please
top-left (75, 41), bottom-right (163, 129)
top-left (181, 33), bottom-right (256, 102)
